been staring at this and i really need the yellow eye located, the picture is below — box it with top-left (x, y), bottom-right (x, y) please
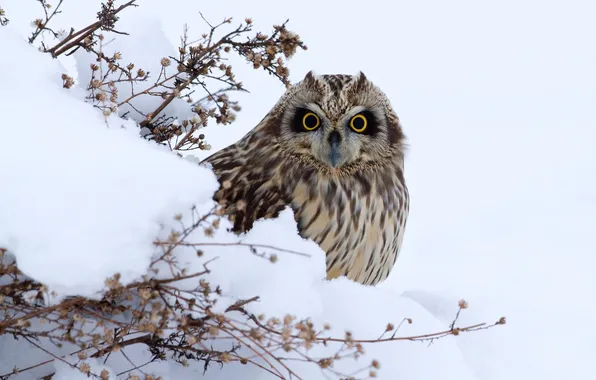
top-left (349, 114), bottom-right (368, 133)
top-left (302, 112), bottom-right (321, 131)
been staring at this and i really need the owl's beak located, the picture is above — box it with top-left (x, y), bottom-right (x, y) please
top-left (328, 131), bottom-right (341, 168)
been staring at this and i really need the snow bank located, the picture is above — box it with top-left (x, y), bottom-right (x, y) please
top-left (0, 26), bottom-right (219, 299)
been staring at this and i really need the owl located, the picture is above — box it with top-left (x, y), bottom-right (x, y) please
top-left (201, 71), bottom-right (409, 286)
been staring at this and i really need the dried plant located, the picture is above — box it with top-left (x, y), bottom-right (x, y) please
top-left (0, 6), bottom-right (9, 26)
top-left (1, 2), bottom-right (506, 379)
top-left (29, 0), bottom-right (64, 43)
top-left (30, 0), bottom-right (306, 152)
top-left (0, 208), bottom-right (505, 380)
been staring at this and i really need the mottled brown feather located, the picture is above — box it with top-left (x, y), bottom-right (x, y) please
top-left (201, 71), bottom-right (409, 286)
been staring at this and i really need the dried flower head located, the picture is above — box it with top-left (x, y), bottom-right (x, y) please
top-left (61, 73), bottom-right (74, 89)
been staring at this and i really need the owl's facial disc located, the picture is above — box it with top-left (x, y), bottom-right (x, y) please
top-left (313, 109), bottom-right (380, 169)
top-left (284, 102), bottom-right (385, 169)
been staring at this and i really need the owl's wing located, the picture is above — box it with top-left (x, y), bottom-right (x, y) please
top-left (200, 139), bottom-right (290, 234)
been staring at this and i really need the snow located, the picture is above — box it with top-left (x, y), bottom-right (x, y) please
top-left (1, 0), bottom-right (596, 379)
top-left (0, 26), bottom-right (219, 299)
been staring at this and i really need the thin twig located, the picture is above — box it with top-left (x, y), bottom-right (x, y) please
top-left (153, 241), bottom-right (311, 258)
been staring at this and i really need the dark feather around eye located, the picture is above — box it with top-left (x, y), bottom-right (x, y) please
top-left (350, 110), bottom-right (378, 136)
top-left (291, 108), bottom-right (320, 133)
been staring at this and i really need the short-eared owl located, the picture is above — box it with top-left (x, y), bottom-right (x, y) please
top-left (201, 71), bottom-right (409, 286)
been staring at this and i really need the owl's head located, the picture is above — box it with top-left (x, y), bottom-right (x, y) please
top-left (265, 71), bottom-right (406, 175)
